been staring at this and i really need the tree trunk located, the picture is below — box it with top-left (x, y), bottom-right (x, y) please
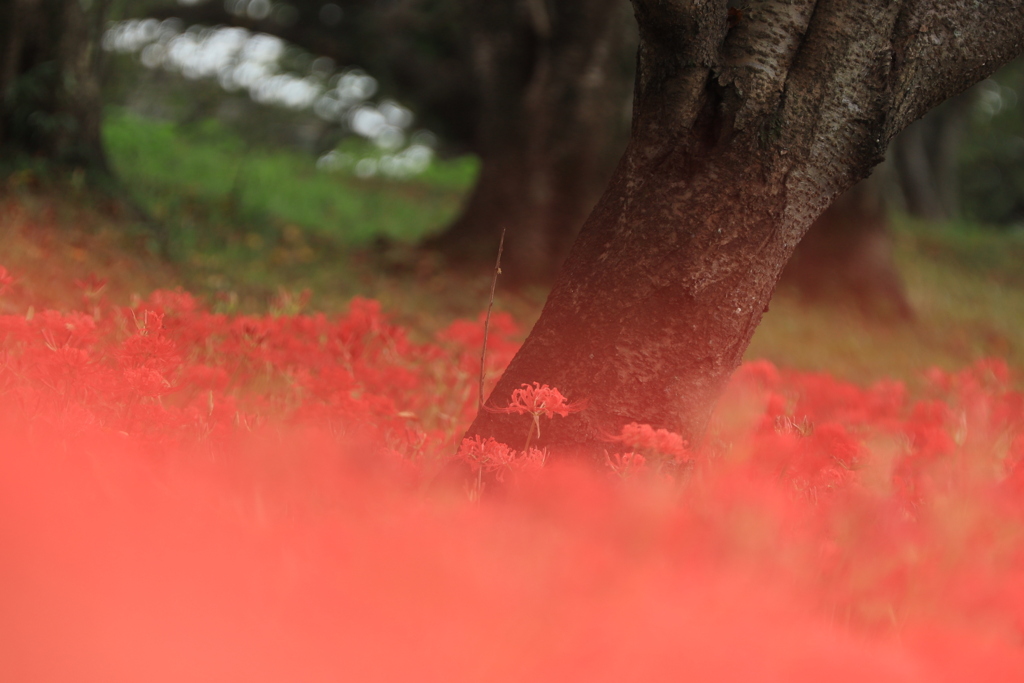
top-left (0, 0), bottom-right (110, 170)
top-left (425, 0), bottom-right (635, 282)
top-left (468, 0), bottom-right (1024, 453)
top-left (474, 147), bottom-right (795, 452)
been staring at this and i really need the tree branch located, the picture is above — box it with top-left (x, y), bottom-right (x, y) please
top-left (887, 0), bottom-right (1024, 138)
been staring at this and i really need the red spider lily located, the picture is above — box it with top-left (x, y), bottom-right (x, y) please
top-left (458, 436), bottom-right (516, 475)
top-left (458, 436), bottom-right (546, 498)
top-left (606, 451), bottom-right (647, 477)
top-left (4, 270), bottom-right (1024, 678)
top-left (487, 382), bottom-right (587, 420)
top-left (123, 367), bottom-right (173, 398)
top-left (608, 422), bottom-right (689, 463)
top-left (485, 382), bottom-right (586, 449)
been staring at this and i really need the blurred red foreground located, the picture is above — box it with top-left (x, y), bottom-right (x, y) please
top-left (2, 279), bottom-right (1024, 681)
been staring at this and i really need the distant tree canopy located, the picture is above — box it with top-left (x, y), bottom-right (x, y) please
top-left (146, 0), bottom-right (477, 150)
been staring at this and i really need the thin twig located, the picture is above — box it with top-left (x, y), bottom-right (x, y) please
top-left (479, 228), bottom-right (506, 411)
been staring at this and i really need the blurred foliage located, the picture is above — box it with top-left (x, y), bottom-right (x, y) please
top-left (2, 63), bottom-right (75, 153)
top-left (102, 9), bottom-right (1024, 233)
top-left (103, 31), bottom-right (377, 156)
top-left (103, 108), bottom-right (478, 260)
top-left (901, 216), bottom-right (1024, 289)
top-left (959, 58), bottom-right (1024, 228)
top-left (118, 0), bottom-right (475, 147)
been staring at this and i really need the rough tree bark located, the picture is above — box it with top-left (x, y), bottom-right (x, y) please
top-left (0, 0), bottom-right (110, 169)
top-left (468, 0), bottom-right (1024, 454)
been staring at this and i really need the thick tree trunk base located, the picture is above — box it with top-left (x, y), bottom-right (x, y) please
top-left (466, 144), bottom-right (797, 453)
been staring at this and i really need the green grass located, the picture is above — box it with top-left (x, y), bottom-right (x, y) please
top-left (103, 109), bottom-right (478, 251)
top-left (746, 216), bottom-right (1024, 385)
top-left (899, 217), bottom-right (1024, 289)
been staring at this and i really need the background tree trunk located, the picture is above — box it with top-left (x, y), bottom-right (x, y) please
top-left (468, 0), bottom-right (1024, 453)
top-left (0, 0), bottom-right (110, 169)
top-left (891, 88), bottom-right (975, 221)
top-left (423, 0), bottom-right (635, 282)
top-left (782, 174), bottom-right (914, 320)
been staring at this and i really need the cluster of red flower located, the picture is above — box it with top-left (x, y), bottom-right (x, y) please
top-left (0, 282), bottom-right (526, 460)
top-left (3, 270), bottom-right (1024, 680)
